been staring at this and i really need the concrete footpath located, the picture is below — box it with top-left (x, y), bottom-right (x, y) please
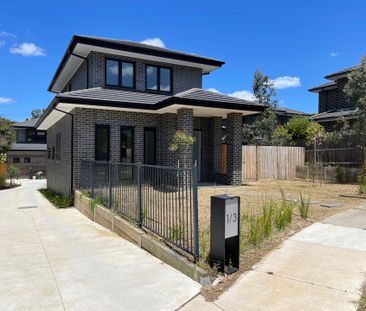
top-left (0, 180), bottom-right (200, 311)
top-left (182, 206), bottom-right (366, 311)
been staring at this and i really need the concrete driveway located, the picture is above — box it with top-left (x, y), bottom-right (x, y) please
top-left (182, 206), bottom-right (366, 311)
top-left (0, 180), bottom-right (200, 311)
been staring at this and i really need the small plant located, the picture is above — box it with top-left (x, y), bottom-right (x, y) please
top-left (335, 165), bottom-right (345, 183)
top-left (275, 190), bottom-right (293, 231)
top-left (248, 215), bottom-right (263, 246)
top-left (199, 229), bottom-right (210, 261)
top-left (91, 196), bottom-right (102, 212)
top-left (0, 174), bottom-right (6, 189)
top-left (298, 192), bottom-right (310, 219)
top-left (358, 165), bottom-right (366, 195)
top-left (39, 188), bottom-right (73, 208)
top-left (168, 224), bottom-right (185, 241)
top-left (7, 164), bottom-right (20, 186)
top-left (261, 200), bottom-right (274, 238)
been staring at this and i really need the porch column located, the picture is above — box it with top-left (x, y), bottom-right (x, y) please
top-left (177, 108), bottom-right (193, 168)
top-left (159, 113), bottom-right (177, 167)
top-left (210, 117), bottom-right (222, 182)
top-left (226, 113), bottom-right (242, 185)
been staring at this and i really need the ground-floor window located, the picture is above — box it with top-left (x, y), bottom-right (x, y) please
top-left (13, 158), bottom-right (20, 163)
top-left (120, 126), bottom-right (134, 163)
top-left (95, 124), bottom-right (110, 161)
top-left (24, 157), bottom-right (31, 163)
top-left (144, 127), bottom-right (156, 165)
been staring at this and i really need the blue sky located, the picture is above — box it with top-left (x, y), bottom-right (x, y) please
top-left (0, 0), bottom-right (365, 121)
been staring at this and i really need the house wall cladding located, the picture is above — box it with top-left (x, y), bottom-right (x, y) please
top-left (7, 150), bottom-right (47, 177)
top-left (72, 108), bottom-right (223, 190)
top-left (318, 78), bottom-right (353, 113)
top-left (87, 51), bottom-right (203, 94)
top-left (47, 113), bottom-right (73, 195)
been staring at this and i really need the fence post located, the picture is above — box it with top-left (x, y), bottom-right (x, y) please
top-left (108, 161), bottom-right (112, 209)
top-left (137, 164), bottom-right (142, 227)
top-left (91, 160), bottom-right (95, 197)
top-left (192, 163), bottom-right (200, 261)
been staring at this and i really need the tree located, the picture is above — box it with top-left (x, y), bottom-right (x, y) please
top-left (30, 108), bottom-right (45, 119)
top-left (344, 56), bottom-right (366, 140)
top-left (286, 116), bottom-right (310, 141)
top-left (242, 70), bottom-right (278, 145)
top-left (272, 126), bottom-right (293, 146)
top-left (169, 130), bottom-right (196, 167)
top-left (0, 117), bottom-right (15, 160)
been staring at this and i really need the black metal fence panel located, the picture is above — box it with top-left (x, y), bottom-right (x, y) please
top-left (79, 160), bottom-right (199, 259)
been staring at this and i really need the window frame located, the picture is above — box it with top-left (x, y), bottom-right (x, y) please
top-left (24, 157), bottom-right (31, 163)
top-left (105, 58), bottom-right (136, 89)
top-left (95, 124), bottom-right (110, 162)
top-left (120, 126), bottom-right (134, 163)
top-left (13, 157), bottom-right (20, 164)
top-left (144, 127), bottom-right (157, 165)
top-left (145, 64), bottom-right (173, 93)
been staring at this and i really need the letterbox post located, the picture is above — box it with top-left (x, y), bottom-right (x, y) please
top-left (210, 195), bottom-right (240, 273)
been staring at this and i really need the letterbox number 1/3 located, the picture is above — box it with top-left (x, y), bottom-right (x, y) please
top-left (225, 202), bottom-right (239, 239)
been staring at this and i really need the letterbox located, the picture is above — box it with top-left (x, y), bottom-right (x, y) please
top-left (210, 195), bottom-right (240, 273)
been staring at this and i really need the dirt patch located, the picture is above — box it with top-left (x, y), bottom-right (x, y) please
top-left (198, 180), bottom-right (366, 301)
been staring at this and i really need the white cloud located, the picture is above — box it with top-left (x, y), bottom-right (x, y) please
top-left (329, 52), bottom-right (338, 57)
top-left (0, 97), bottom-right (15, 104)
top-left (228, 90), bottom-right (256, 101)
top-left (0, 40), bottom-right (5, 47)
top-left (140, 38), bottom-right (165, 48)
top-left (207, 88), bottom-right (221, 93)
top-left (270, 76), bottom-right (301, 89)
top-left (0, 31), bottom-right (16, 38)
top-left (207, 88), bottom-right (256, 101)
top-left (10, 42), bottom-right (46, 57)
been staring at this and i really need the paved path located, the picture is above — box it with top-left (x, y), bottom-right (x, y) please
top-left (0, 180), bottom-right (200, 311)
top-left (182, 206), bottom-right (366, 311)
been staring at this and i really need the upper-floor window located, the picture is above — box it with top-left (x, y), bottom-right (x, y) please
top-left (106, 59), bottom-right (135, 89)
top-left (16, 128), bottom-right (46, 144)
top-left (146, 65), bottom-right (172, 93)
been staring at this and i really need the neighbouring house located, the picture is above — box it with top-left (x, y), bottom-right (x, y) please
top-left (308, 64), bottom-right (361, 131)
top-left (7, 118), bottom-right (47, 177)
top-left (242, 106), bottom-right (309, 126)
top-left (36, 35), bottom-right (265, 195)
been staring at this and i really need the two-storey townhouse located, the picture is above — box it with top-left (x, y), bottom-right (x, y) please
top-left (36, 35), bottom-right (265, 195)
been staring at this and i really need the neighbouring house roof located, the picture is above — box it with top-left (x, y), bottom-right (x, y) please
top-left (275, 107), bottom-right (309, 116)
top-left (310, 108), bottom-right (356, 122)
top-left (12, 118), bottom-right (39, 128)
top-left (48, 35), bottom-right (225, 93)
top-left (36, 87), bottom-right (266, 130)
top-left (10, 143), bottom-right (47, 151)
top-left (324, 65), bottom-right (360, 80)
top-left (308, 81), bottom-right (337, 93)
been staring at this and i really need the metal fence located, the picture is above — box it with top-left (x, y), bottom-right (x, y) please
top-left (80, 159), bottom-right (199, 259)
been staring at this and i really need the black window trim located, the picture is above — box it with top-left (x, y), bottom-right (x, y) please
top-left (95, 124), bottom-right (110, 161)
top-left (145, 64), bottom-right (173, 94)
top-left (144, 127), bottom-right (156, 165)
top-left (120, 126), bottom-right (134, 163)
top-left (105, 58), bottom-right (136, 89)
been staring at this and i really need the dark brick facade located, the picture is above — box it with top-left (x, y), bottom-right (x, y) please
top-left (318, 78), bottom-right (353, 113)
top-left (226, 113), bottom-right (242, 185)
top-left (7, 150), bottom-right (47, 178)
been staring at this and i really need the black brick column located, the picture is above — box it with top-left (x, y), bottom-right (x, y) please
top-left (177, 108), bottom-right (193, 168)
top-left (210, 117), bottom-right (222, 182)
top-left (226, 113), bottom-right (242, 185)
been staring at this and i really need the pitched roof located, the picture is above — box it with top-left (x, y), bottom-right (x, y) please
top-left (324, 65), bottom-right (360, 80)
top-left (310, 108), bottom-right (356, 121)
top-left (308, 81), bottom-right (337, 93)
top-left (49, 35), bottom-right (225, 92)
top-left (13, 118), bottom-right (39, 128)
top-left (10, 143), bottom-right (47, 151)
top-left (275, 107), bottom-right (309, 116)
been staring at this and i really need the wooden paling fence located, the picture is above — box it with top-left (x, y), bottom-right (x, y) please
top-left (242, 145), bottom-right (305, 181)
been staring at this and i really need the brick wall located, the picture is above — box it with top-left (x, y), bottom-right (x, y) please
top-left (7, 150), bottom-right (47, 178)
top-left (47, 114), bottom-right (73, 195)
top-left (87, 51), bottom-right (202, 94)
top-left (226, 113), bottom-right (242, 185)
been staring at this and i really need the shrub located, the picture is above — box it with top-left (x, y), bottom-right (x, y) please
top-left (335, 165), bottom-right (345, 183)
top-left (0, 174), bottom-right (6, 189)
top-left (39, 188), bottom-right (73, 208)
top-left (248, 215), bottom-right (263, 246)
top-left (358, 165), bottom-right (366, 195)
top-left (262, 200), bottom-right (274, 238)
top-left (8, 164), bottom-right (20, 186)
top-left (199, 229), bottom-right (210, 261)
top-left (298, 192), bottom-right (310, 219)
top-left (275, 190), bottom-right (293, 230)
